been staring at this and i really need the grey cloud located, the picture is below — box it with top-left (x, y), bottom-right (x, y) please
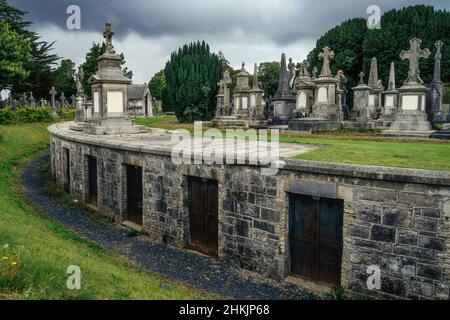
top-left (9, 0), bottom-right (450, 46)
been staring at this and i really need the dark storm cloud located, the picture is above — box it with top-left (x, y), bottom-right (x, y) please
top-left (9, 0), bottom-right (449, 46)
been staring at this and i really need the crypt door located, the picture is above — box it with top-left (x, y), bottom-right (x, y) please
top-left (289, 194), bottom-right (343, 286)
top-left (87, 155), bottom-right (98, 206)
top-left (126, 164), bottom-right (143, 226)
top-left (188, 177), bottom-right (218, 257)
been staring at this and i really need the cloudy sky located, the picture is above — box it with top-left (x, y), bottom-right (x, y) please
top-left (8, 0), bottom-right (450, 84)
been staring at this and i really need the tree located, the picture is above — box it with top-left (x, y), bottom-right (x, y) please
top-left (53, 59), bottom-right (77, 98)
top-left (307, 5), bottom-right (450, 108)
top-left (80, 42), bottom-right (133, 98)
top-left (1, 0), bottom-right (58, 97)
top-left (258, 61), bottom-right (280, 98)
top-left (0, 22), bottom-right (32, 91)
top-left (164, 41), bottom-right (222, 122)
top-left (148, 69), bottom-right (166, 101)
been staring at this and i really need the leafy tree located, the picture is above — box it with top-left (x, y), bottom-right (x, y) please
top-left (258, 61), bottom-right (280, 98)
top-left (0, 22), bottom-right (32, 91)
top-left (80, 42), bottom-right (133, 99)
top-left (148, 69), bottom-right (166, 101)
top-left (53, 59), bottom-right (77, 99)
top-left (307, 5), bottom-right (450, 108)
top-left (164, 41), bottom-right (222, 122)
top-left (0, 0), bottom-right (58, 97)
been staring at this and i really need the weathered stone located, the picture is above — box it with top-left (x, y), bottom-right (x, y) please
top-left (253, 220), bottom-right (275, 234)
top-left (401, 258), bottom-right (416, 276)
top-left (382, 205), bottom-right (412, 227)
top-left (349, 225), bottom-right (370, 239)
top-left (409, 280), bottom-right (434, 297)
top-left (381, 276), bottom-right (406, 297)
top-left (371, 225), bottom-right (397, 243)
top-left (356, 188), bottom-right (397, 203)
top-left (413, 216), bottom-right (438, 233)
top-left (260, 208), bottom-right (280, 223)
top-left (416, 207), bottom-right (441, 218)
top-left (417, 264), bottom-right (443, 281)
top-left (235, 219), bottom-right (250, 238)
top-left (418, 236), bottom-right (445, 251)
top-left (397, 229), bottom-right (418, 245)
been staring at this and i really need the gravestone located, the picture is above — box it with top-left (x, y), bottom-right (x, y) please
top-left (427, 40), bottom-right (444, 122)
top-left (28, 92), bottom-right (36, 109)
top-left (82, 23), bottom-right (144, 135)
top-left (50, 86), bottom-right (57, 115)
top-left (271, 53), bottom-right (296, 125)
top-left (292, 60), bottom-right (316, 117)
top-left (385, 38), bottom-right (434, 137)
top-left (60, 92), bottom-right (67, 109)
top-left (289, 47), bottom-right (341, 132)
top-left (382, 62), bottom-right (399, 119)
top-left (19, 93), bottom-right (27, 107)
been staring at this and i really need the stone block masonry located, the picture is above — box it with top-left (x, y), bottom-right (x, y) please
top-left (49, 123), bottom-right (449, 300)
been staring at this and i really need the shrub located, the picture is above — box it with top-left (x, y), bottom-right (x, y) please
top-left (0, 108), bottom-right (15, 125)
top-left (444, 86), bottom-right (450, 104)
top-left (57, 108), bottom-right (76, 120)
top-left (15, 106), bottom-right (53, 123)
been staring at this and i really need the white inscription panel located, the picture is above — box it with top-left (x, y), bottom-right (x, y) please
top-left (368, 94), bottom-right (376, 107)
top-left (402, 95), bottom-right (419, 111)
top-left (93, 92), bottom-right (100, 114)
top-left (317, 87), bottom-right (327, 103)
top-left (297, 92), bottom-right (307, 109)
top-left (242, 97), bottom-right (248, 110)
top-left (235, 98), bottom-right (240, 110)
top-left (250, 95), bottom-right (256, 108)
top-left (385, 95), bottom-right (394, 108)
top-left (107, 91), bottom-right (124, 113)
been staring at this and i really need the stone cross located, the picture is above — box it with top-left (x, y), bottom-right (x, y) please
top-left (50, 86), bottom-right (57, 111)
top-left (103, 23), bottom-right (115, 54)
top-left (318, 47), bottom-right (335, 77)
top-left (60, 92), bottom-right (67, 108)
top-left (29, 92), bottom-right (36, 109)
top-left (399, 38), bottom-right (431, 85)
top-left (358, 71), bottom-right (365, 85)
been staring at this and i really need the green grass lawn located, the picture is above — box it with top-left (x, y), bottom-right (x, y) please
top-left (137, 116), bottom-right (450, 172)
top-left (0, 123), bottom-right (212, 300)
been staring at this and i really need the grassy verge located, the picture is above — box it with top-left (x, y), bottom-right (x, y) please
top-left (0, 123), bottom-right (212, 300)
top-left (137, 116), bottom-right (450, 172)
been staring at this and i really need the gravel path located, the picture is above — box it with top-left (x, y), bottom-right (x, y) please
top-left (22, 153), bottom-right (318, 300)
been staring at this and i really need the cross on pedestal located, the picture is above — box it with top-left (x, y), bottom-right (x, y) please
top-left (49, 86), bottom-right (57, 112)
top-left (358, 71), bottom-right (365, 85)
top-left (103, 23), bottom-right (115, 53)
top-left (399, 38), bottom-right (431, 85)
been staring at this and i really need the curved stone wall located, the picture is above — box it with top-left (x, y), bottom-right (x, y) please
top-left (49, 122), bottom-right (449, 300)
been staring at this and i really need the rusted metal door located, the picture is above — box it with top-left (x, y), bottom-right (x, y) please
top-left (126, 164), bottom-right (143, 226)
top-left (87, 156), bottom-right (97, 206)
top-left (289, 194), bottom-right (343, 286)
top-left (189, 177), bottom-right (218, 257)
top-left (64, 148), bottom-right (70, 193)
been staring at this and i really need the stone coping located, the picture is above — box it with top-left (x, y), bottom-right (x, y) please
top-left (49, 122), bottom-right (450, 186)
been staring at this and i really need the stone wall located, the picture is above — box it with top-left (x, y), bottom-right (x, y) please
top-left (49, 125), bottom-right (449, 300)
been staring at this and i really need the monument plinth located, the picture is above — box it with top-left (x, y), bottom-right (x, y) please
top-left (289, 48), bottom-right (340, 132)
top-left (384, 38), bottom-right (435, 137)
top-left (83, 23), bottom-right (144, 135)
top-left (271, 53), bottom-right (296, 125)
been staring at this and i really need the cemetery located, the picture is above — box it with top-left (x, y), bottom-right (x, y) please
top-left (0, 1), bottom-right (449, 302)
top-left (45, 23), bottom-right (450, 300)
